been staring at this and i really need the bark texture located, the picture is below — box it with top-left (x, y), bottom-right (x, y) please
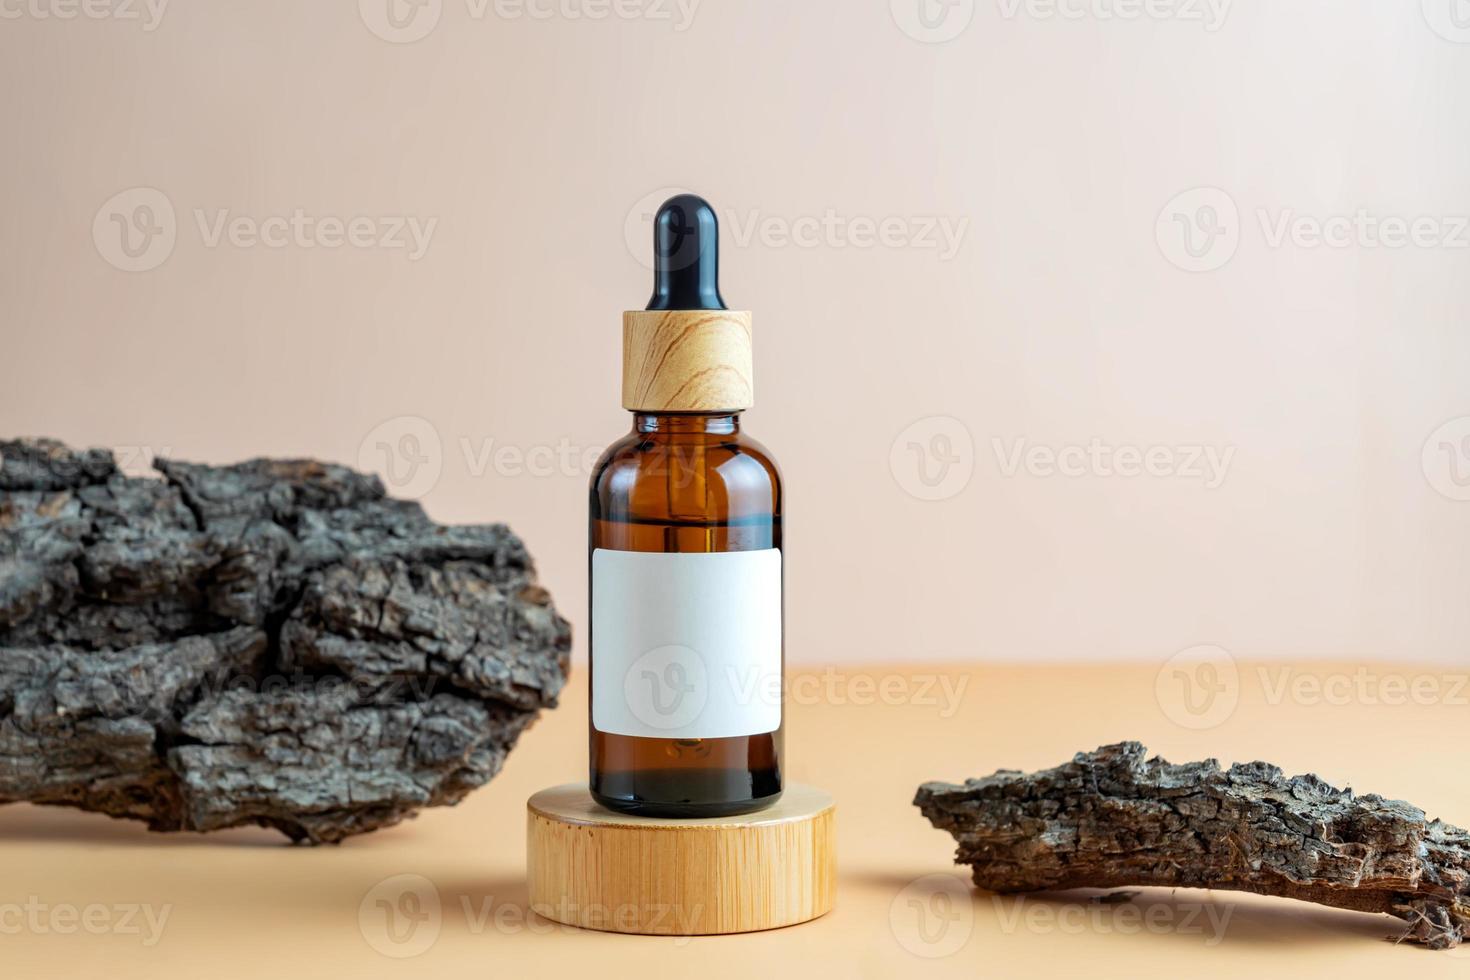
top-left (915, 742), bottom-right (1470, 949)
top-left (0, 438), bottom-right (571, 842)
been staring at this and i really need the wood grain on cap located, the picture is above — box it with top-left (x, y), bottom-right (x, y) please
top-left (622, 310), bottom-right (753, 412)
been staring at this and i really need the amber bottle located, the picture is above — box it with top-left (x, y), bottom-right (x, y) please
top-left (588, 194), bottom-right (783, 817)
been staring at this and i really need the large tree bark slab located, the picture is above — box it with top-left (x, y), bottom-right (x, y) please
top-left (0, 438), bottom-right (571, 842)
top-left (915, 742), bottom-right (1470, 949)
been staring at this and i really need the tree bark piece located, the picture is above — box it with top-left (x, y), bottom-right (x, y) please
top-left (915, 742), bottom-right (1470, 949)
top-left (0, 438), bottom-right (571, 842)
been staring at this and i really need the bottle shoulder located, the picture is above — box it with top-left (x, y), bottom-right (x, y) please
top-left (591, 429), bottom-right (781, 482)
top-left (589, 427), bottom-right (782, 520)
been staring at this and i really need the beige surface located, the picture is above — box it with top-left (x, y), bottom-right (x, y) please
top-left (2, 661), bottom-right (1467, 977)
top-left (3, 4), bottom-right (1469, 672)
top-left (527, 783), bottom-right (834, 934)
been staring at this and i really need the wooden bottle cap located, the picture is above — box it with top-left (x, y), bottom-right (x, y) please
top-left (622, 310), bottom-right (754, 412)
top-left (526, 783), bottom-right (836, 935)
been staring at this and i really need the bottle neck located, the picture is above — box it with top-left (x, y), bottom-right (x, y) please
top-left (633, 412), bottom-right (741, 436)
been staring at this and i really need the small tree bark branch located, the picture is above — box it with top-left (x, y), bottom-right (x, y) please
top-left (915, 742), bottom-right (1470, 949)
top-left (0, 439), bottom-right (571, 842)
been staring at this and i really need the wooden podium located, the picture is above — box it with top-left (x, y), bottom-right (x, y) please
top-left (526, 783), bottom-right (836, 935)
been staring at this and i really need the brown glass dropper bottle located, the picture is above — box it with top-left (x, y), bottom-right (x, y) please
top-left (587, 194), bottom-right (783, 818)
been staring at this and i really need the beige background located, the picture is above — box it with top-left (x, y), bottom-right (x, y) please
top-left (3, 0), bottom-right (1470, 671)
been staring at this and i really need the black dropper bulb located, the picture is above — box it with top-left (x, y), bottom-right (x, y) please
top-left (646, 194), bottom-right (727, 311)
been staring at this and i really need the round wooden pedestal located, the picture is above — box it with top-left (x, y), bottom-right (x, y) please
top-left (526, 783), bottom-right (836, 935)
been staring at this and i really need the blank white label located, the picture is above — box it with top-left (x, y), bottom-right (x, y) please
top-left (592, 548), bottom-right (782, 739)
